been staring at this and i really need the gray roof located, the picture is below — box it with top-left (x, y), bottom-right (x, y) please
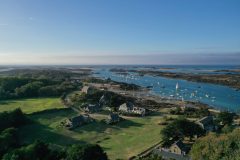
top-left (153, 149), bottom-right (190, 160)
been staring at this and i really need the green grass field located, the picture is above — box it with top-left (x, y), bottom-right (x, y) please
top-left (0, 97), bottom-right (164, 159)
top-left (0, 98), bottom-right (65, 114)
top-left (19, 109), bottom-right (164, 160)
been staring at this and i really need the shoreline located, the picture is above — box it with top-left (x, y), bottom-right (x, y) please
top-left (87, 76), bottom-right (226, 114)
top-left (110, 69), bottom-right (240, 90)
top-left (136, 70), bottom-right (240, 90)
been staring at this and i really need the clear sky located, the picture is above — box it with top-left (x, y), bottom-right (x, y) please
top-left (0, 0), bottom-right (240, 65)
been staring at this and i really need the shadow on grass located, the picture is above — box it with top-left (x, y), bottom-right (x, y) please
top-left (0, 100), bottom-right (17, 105)
top-left (73, 118), bottom-right (143, 134)
top-left (29, 108), bottom-right (71, 115)
top-left (18, 108), bottom-right (83, 146)
top-left (148, 111), bottom-right (163, 117)
top-left (19, 120), bottom-right (86, 147)
top-left (28, 108), bottom-right (77, 120)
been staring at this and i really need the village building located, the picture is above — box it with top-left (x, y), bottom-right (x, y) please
top-left (132, 107), bottom-right (146, 116)
top-left (196, 116), bottom-right (215, 132)
top-left (81, 86), bottom-right (94, 94)
top-left (106, 113), bottom-right (121, 124)
top-left (119, 102), bottom-right (146, 116)
top-left (65, 114), bottom-right (92, 130)
top-left (84, 104), bottom-right (100, 113)
top-left (152, 140), bottom-right (190, 160)
top-left (119, 102), bottom-right (134, 112)
top-left (169, 140), bottom-right (188, 155)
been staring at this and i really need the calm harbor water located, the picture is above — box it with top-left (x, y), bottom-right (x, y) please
top-left (94, 66), bottom-right (240, 112)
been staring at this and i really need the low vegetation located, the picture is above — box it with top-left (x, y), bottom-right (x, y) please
top-left (170, 106), bottom-right (210, 118)
top-left (190, 128), bottom-right (240, 160)
top-left (69, 89), bottom-right (134, 110)
top-left (84, 77), bottom-right (142, 91)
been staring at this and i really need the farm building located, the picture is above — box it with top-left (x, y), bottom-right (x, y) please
top-left (119, 102), bottom-right (134, 112)
top-left (132, 107), bottom-right (146, 116)
top-left (65, 114), bottom-right (92, 130)
top-left (169, 140), bottom-right (188, 155)
top-left (84, 104), bottom-right (100, 113)
top-left (152, 140), bottom-right (190, 160)
top-left (119, 102), bottom-right (146, 116)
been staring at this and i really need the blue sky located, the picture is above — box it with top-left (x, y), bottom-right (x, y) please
top-left (0, 0), bottom-right (240, 64)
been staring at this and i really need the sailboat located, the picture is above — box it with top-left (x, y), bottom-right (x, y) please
top-left (176, 82), bottom-right (179, 90)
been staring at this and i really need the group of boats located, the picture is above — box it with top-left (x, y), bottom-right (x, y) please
top-left (94, 68), bottom-right (240, 112)
top-left (102, 70), bottom-right (219, 104)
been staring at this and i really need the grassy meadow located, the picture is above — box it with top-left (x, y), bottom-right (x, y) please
top-left (19, 110), bottom-right (164, 160)
top-left (0, 98), bottom-right (65, 114)
top-left (0, 97), bottom-right (164, 159)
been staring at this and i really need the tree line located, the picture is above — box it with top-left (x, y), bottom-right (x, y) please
top-left (0, 77), bottom-right (80, 100)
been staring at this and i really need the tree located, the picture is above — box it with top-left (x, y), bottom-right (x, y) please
top-left (38, 85), bottom-right (59, 97)
top-left (161, 118), bottom-right (204, 147)
top-left (2, 140), bottom-right (63, 160)
top-left (221, 124), bottom-right (234, 133)
top-left (0, 77), bottom-right (29, 92)
top-left (0, 128), bottom-right (19, 158)
top-left (217, 111), bottom-right (234, 126)
top-left (67, 144), bottom-right (108, 160)
top-left (15, 81), bottom-right (44, 97)
top-left (0, 108), bottom-right (27, 132)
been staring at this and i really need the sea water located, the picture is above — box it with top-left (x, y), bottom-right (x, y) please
top-left (94, 65), bottom-right (240, 112)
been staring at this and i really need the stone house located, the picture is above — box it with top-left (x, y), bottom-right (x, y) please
top-left (119, 102), bottom-right (134, 112)
top-left (132, 107), bottom-right (146, 116)
top-left (169, 140), bottom-right (188, 155)
top-left (119, 102), bottom-right (145, 116)
top-left (65, 114), bottom-right (92, 130)
top-left (84, 104), bottom-right (100, 113)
